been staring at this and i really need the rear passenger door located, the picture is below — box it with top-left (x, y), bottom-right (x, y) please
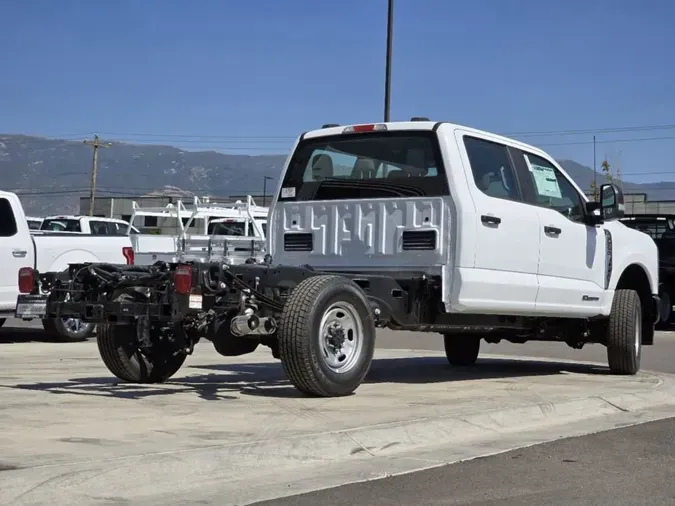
top-left (457, 134), bottom-right (541, 313)
top-left (511, 149), bottom-right (607, 315)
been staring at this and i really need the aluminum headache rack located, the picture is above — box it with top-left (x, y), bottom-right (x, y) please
top-left (129, 195), bottom-right (269, 265)
top-left (129, 195), bottom-right (268, 239)
top-left (178, 235), bottom-right (267, 265)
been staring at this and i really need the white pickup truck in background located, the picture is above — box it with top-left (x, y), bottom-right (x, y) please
top-left (0, 190), bottom-right (135, 341)
top-left (39, 215), bottom-right (140, 235)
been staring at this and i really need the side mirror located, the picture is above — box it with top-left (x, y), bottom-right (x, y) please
top-left (600, 183), bottom-right (625, 221)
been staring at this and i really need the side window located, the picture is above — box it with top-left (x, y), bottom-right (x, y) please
top-left (107, 222), bottom-right (127, 235)
top-left (0, 198), bottom-right (18, 237)
top-left (90, 221), bottom-right (109, 235)
top-left (521, 152), bottom-right (585, 222)
top-left (463, 136), bottom-right (520, 201)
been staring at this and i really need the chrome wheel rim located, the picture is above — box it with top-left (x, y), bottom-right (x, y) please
top-left (319, 301), bottom-right (363, 374)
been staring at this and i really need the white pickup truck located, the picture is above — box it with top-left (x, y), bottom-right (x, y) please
top-left (17, 119), bottom-right (660, 397)
top-left (0, 190), bottom-right (135, 341)
top-left (39, 215), bottom-right (139, 235)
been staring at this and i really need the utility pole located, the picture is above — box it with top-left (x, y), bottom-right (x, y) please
top-left (383, 0), bottom-right (394, 122)
top-left (593, 135), bottom-right (597, 189)
top-left (84, 134), bottom-right (111, 216)
top-left (262, 175), bottom-right (274, 206)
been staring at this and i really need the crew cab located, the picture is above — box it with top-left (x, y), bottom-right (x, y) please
top-left (0, 190), bottom-right (135, 341)
top-left (16, 120), bottom-right (659, 396)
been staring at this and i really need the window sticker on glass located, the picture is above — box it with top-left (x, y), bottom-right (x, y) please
top-left (525, 155), bottom-right (562, 199)
top-left (281, 187), bottom-right (296, 198)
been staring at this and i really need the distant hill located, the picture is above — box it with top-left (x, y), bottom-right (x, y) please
top-left (0, 134), bottom-right (288, 215)
top-left (556, 159), bottom-right (671, 199)
top-left (0, 133), bottom-right (671, 215)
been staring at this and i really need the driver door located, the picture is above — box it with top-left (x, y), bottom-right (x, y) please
top-left (513, 149), bottom-right (607, 316)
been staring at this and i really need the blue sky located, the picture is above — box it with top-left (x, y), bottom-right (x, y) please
top-left (1, 0), bottom-right (674, 186)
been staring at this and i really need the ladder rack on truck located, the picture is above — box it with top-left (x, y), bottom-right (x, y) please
top-left (128, 195), bottom-right (269, 265)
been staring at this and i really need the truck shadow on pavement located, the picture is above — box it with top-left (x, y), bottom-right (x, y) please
top-left (7, 356), bottom-right (611, 402)
top-left (0, 327), bottom-right (74, 344)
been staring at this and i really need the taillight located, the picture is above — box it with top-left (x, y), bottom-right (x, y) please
top-left (123, 246), bottom-right (135, 265)
top-left (342, 124), bottom-right (388, 134)
top-left (18, 267), bottom-right (35, 294)
top-left (174, 264), bottom-right (192, 295)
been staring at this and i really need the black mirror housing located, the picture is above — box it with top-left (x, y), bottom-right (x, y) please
top-left (600, 183), bottom-right (625, 221)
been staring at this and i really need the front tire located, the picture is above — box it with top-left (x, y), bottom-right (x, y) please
top-left (443, 334), bottom-right (481, 366)
top-left (97, 323), bottom-right (186, 383)
top-left (657, 286), bottom-right (671, 328)
top-left (606, 289), bottom-right (642, 375)
top-left (278, 275), bottom-right (376, 397)
top-left (42, 318), bottom-right (96, 342)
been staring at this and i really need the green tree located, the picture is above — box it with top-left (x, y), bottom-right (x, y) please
top-left (601, 159), bottom-right (613, 182)
top-left (589, 179), bottom-right (599, 201)
top-left (590, 159), bottom-right (614, 201)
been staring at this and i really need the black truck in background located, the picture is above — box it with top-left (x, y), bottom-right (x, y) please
top-left (620, 214), bottom-right (675, 327)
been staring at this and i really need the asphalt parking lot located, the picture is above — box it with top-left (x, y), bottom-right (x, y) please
top-left (2, 320), bottom-right (675, 505)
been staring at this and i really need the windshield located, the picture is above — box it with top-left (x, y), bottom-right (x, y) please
top-left (40, 219), bottom-right (81, 232)
top-left (208, 219), bottom-right (267, 236)
top-left (278, 131), bottom-right (448, 202)
top-left (208, 220), bottom-right (250, 236)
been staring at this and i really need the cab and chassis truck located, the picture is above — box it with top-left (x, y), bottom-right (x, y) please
top-left (15, 119), bottom-right (660, 397)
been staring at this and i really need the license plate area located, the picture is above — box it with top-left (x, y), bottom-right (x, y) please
top-left (15, 294), bottom-right (48, 319)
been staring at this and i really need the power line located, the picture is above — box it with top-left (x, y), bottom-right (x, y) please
top-left (4, 134), bottom-right (674, 152)
top-left (6, 122), bottom-right (675, 143)
top-left (537, 135), bottom-right (675, 147)
top-left (506, 123), bottom-right (675, 138)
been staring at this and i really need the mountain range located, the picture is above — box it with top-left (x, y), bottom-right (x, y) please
top-left (0, 133), bottom-right (670, 215)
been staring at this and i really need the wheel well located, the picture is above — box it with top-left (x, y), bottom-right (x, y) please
top-left (615, 264), bottom-right (655, 344)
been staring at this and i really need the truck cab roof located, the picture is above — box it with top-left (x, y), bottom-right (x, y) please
top-left (302, 120), bottom-right (555, 161)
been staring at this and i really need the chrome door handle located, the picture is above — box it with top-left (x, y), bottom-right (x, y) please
top-left (12, 249), bottom-right (27, 258)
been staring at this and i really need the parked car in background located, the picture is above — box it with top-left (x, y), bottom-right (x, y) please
top-left (0, 191), bottom-right (134, 341)
top-left (39, 215), bottom-right (139, 235)
top-left (620, 213), bottom-right (675, 326)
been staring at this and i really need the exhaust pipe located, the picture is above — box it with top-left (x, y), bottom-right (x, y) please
top-left (230, 315), bottom-right (277, 337)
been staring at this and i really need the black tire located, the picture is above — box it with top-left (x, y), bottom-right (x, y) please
top-left (443, 334), bottom-right (481, 366)
top-left (0, 318), bottom-right (5, 329)
top-left (657, 286), bottom-right (671, 328)
top-left (606, 289), bottom-right (642, 375)
top-left (97, 323), bottom-right (186, 383)
top-left (277, 275), bottom-right (376, 397)
top-left (42, 318), bottom-right (96, 342)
